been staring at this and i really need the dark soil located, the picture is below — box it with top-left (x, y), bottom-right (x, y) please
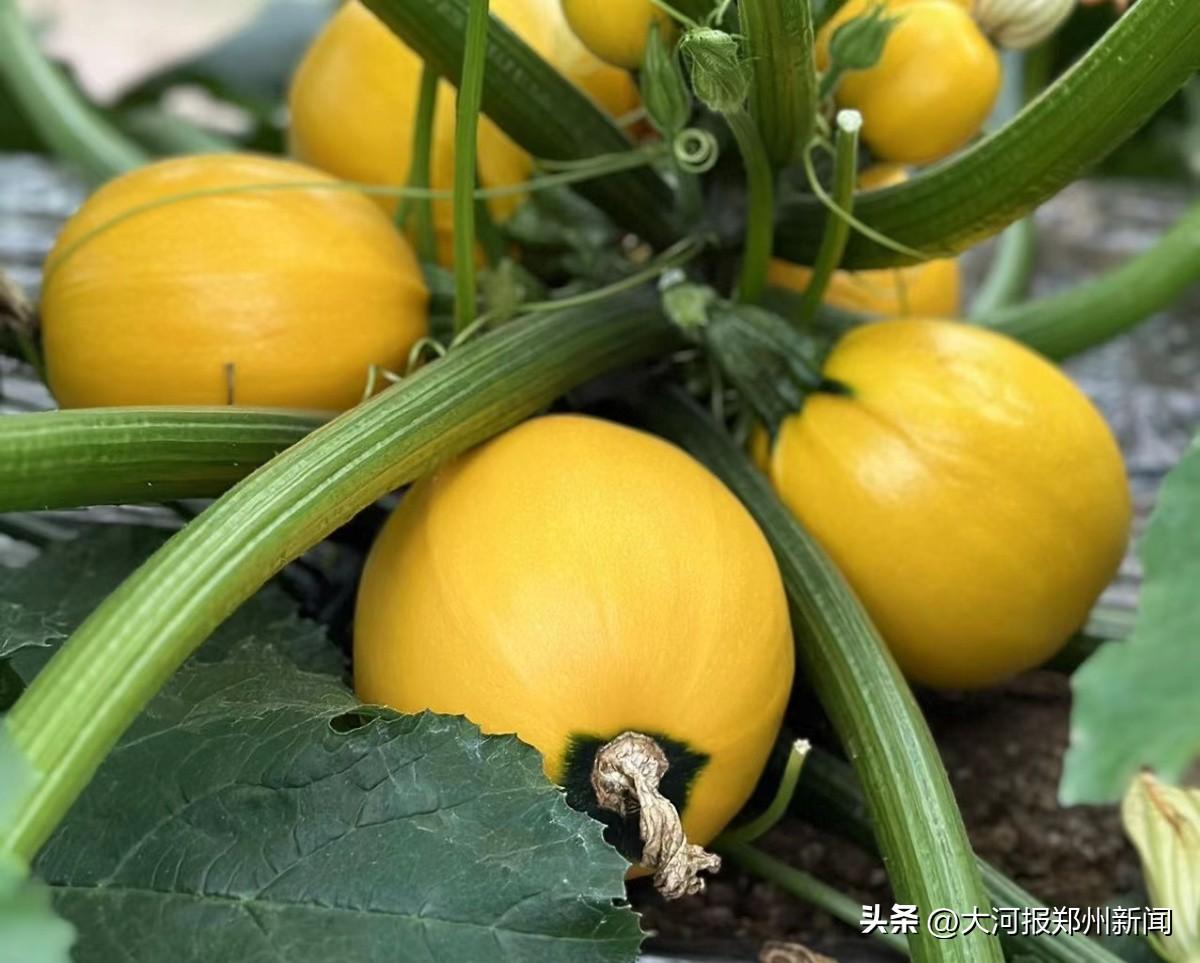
top-left (635, 671), bottom-right (1141, 961)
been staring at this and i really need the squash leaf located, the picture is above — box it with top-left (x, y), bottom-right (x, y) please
top-left (3, 528), bottom-right (640, 962)
top-left (1060, 433), bottom-right (1200, 804)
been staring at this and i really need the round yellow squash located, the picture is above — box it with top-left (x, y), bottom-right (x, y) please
top-left (818, 0), bottom-right (1001, 164)
top-left (560, 0), bottom-right (677, 69)
top-left (761, 320), bottom-right (1131, 689)
top-left (355, 414), bottom-right (794, 858)
top-left (289, 0), bottom-right (640, 265)
top-left (41, 153), bottom-right (427, 411)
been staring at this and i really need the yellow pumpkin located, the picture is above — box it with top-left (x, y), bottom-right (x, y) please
top-left (355, 414), bottom-right (794, 863)
top-left (289, 0), bottom-right (640, 265)
top-left (761, 320), bottom-right (1130, 689)
top-left (560, 0), bottom-right (677, 70)
top-left (41, 153), bottom-right (427, 411)
top-left (818, 0), bottom-right (1001, 164)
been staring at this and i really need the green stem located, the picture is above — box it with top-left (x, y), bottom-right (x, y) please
top-left (795, 748), bottom-right (1127, 963)
top-left (797, 112), bottom-right (860, 324)
top-left (361, 0), bottom-right (676, 248)
top-left (114, 106), bottom-right (235, 156)
top-left (0, 290), bottom-right (675, 862)
top-left (976, 199), bottom-right (1200, 359)
top-left (725, 109), bottom-right (775, 303)
top-left (0, 409), bottom-right (323, 513)
top-left (402, 63), bottom-right (439, 264)
top-left (0, 0), bottom-right (146, 181)
top-left (717, 738), bottom-right (810, 847)
top-left (643, 389), bottom-right (1003, 963)
top-left (453, 0), bottom-right (490, 333)
top-left (740, 0), bottom-right (817, 168)
top-left (723, 842), bottom-right (911, 956)
top-left (970, 218), bottom-right (1038, 317)
top-left (774, 0), bottom-right (1200, 268)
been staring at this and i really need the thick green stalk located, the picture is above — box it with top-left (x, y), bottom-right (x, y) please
top-left (725, 109), bottom-right (775, 303)
top-left (361, 0), bottom-right (676, 248)
top-left (401, 64), bottom-right (439, 263)
top-left (0, 292), bottom-right (676, 861)
top-left (0, 0), bottom-right (146, 181)
top-left (643, 390), bottom-right (1003, 963)
top-left (0, 409), bottom-right (322, 513)
top-left (796, 749), bottom-right (1126, 963)
top-left (976, 199), bottom-right (1200, 359)
top-left (453, 0), bottom-right (490, 332)
top-left (723, 842), bottom-right (910, 956)
top-left (740, 0), bottom-right (816, 168)
top-left (796, 113), bottom-right (860, 324)
top-left (775, 0), bottom-right (1200, 268)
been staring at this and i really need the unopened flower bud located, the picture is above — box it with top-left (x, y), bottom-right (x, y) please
top-left (680, 28), bottom-right (749, 114)
top-left (973, 0), bottom-right (1075, 50)
top-left (641, 22), bottom-right (692, 137)
top-left (827, 3), bottom-right (901, 73)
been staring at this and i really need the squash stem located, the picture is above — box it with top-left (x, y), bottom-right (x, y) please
top-left (722, 842), bottom-right (911, 956)
top-left (740, 0), bottom-right (817, 169)
top-left (452, 0), bottom-right (490, 333)
top-left (716, 738), bottom-right (810, 847)
top-left (401, 63), bottom-right (440, 264)
top-left (725, 108), bottom-right (775, 304)
top-left (976, 198), bottom-right (1200, 360)
top-left (642, 388), bottom-right (1004, 963)
top-left (0, 0), bottom-right (146, 181)
top-left (796, 111), bottom-right (860, 325)
top-left (0, 290), bottom-right (676, 863)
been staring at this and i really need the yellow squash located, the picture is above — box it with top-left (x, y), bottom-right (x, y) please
top-left (289, 0), bottom-right (640, 265)
top-left (355, 414), bottom-right (794, 856)
top-left (560, 0), bottom-right (676, 69)
top-left (42, 153), bottom-right (427, 411)
top-left (818, 0), bottom-right (1001, 164)
top-left (761, 320), bottom-right (1130, 689)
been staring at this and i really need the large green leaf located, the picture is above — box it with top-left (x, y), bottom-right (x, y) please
top-left (1060, 433), bottom-right (1200, 803)
top-left (3, 527), bottom-right (639, 962)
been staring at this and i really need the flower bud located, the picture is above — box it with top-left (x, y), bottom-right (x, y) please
top-left (973, 0), bottom-right (1075, 50)
top-left (641, 22), bottom-right (692, 137)
top-left (680, 28), bottom-right (749, 114)
top-left (1122, 772), bottom-right (1200, 963)
top-left (827, 3), bottom-right (901, 73)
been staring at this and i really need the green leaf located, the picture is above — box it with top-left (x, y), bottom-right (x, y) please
top-left (1, 527), bottom-right (339, 680)
top-left (0, 733), bottom-right (75, 963)
top-left (5, 525), bottom-right (638, 962)
top-left (1061, 433), bottom-right (1200, 804)
top-left (34, 646), bottom-right (639, 963)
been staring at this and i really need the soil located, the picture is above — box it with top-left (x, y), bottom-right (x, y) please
top-left (635, 671), bottom-right (1142, 961)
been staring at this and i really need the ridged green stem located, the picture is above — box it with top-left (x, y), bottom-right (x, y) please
top-left (0, 0), bottom-right (146, 181)
top-left (642, 390), bottom-right (1003, 963)
top-left (740, 0), bottom-right (816, 168)
top-left (774, 0), bottom-right (1200, 268)
top-left (452, 0), bottom-right (489, 332)
top-left (796, 113), bottom-right (859, 324)
top-left (726, 109), bottom-right (775, 303)
top-left (0, 291), bottom-right (676, 862)
top-left (977, 199), bottom-right (1200, 359)
top-left (795, 748), bottom-right (1126, 963)
top-left (0, 409), bottom-right (323, 513)
top-left (360, 0), bottom-right (676, 248)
